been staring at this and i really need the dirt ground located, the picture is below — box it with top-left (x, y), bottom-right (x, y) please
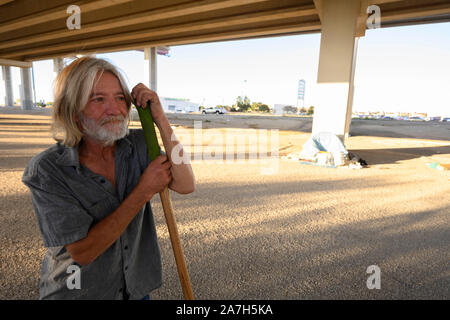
top-left (0, 108), bottom-right (449, 300)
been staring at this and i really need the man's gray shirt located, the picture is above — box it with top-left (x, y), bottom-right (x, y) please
top-left (22, 129), bottom-right (162, 299)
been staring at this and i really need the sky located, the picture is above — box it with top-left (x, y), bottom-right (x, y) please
top-left (1, 21), bottom-right (449, 116)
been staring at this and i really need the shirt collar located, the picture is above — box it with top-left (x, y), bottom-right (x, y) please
top-left (55, 135), bottom-right (133, 168)
top-left (55, 143), bottom-right (80, 168)
top-left (117, 134), bottom-right (133, 156)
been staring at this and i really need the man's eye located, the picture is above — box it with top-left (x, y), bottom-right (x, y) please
top-left (117, 96), bottom-right (125, 101)
top-left (93, 97), bottom-right (103, 102)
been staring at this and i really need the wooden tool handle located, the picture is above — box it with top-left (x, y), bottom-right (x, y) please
top-left (135, 101), bottom-right (194, 300)
top-left (159, 187), bottom-right (194, 300)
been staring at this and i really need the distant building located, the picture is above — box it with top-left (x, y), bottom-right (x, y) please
top-left (160, 97), bottom-right (200, 113)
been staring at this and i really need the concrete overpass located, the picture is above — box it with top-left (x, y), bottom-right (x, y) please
top-left (1, 0), bottom-right (449, 139)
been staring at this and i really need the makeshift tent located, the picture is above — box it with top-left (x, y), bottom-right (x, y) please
top-left (299, 132), bottom-right (348, 166)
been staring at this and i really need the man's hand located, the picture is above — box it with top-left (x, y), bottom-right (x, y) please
top-left (137, 155), bottom-right (172, 200)
top-left (132, 83), bottom-right (195, 196)
top-left (131, 83), bottom-right (166, 126)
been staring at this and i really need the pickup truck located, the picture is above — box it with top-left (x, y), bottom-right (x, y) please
top-left (202, 107), bottom-right (227, 114)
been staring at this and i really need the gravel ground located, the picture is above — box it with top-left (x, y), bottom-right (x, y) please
top-left (0, 108), bottom-right (449, 300)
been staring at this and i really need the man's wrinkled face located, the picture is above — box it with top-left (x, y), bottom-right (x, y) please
top-left (80, 71), bottom-right (129, 146)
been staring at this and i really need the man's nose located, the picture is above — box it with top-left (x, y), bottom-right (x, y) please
top-left (104, 97), bottom-right (122, 115)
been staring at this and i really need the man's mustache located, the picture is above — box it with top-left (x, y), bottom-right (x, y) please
top-left (99, 115), bottom-right (127, 126)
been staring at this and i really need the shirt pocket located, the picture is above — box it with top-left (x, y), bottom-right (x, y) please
top-left (85, 198), bottom-right (116, 223)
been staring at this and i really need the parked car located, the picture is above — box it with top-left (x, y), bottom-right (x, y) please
top-left (409, 116), bottom-right (425, 121)
top-left (441, 117), bottom-right (450, 122)
top-left (202, 107), bottom-right (227, 114)
top-left (382, 116), bottom-right (394, 120)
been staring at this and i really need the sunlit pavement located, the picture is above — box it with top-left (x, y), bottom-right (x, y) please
top-left (0, 110), bottom-right (449, 299)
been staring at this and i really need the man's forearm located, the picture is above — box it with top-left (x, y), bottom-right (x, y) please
top-left (155, 117), bottom-right (195, 194)
top-left (65, 184), bottom-right (153, 266)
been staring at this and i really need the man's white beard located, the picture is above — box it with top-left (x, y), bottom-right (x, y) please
top-left (80, 114), bottom-right (129, 146)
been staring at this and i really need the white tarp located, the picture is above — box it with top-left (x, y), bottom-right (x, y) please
top-left (299, 132), bottom-right (348, 166)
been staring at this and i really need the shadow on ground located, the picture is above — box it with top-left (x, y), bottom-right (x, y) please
top-left (349, 145), bottom-right (450, 165)
top-left (2, 174), bottom-right (449, 300)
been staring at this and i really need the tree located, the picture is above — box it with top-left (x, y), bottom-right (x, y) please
top-left (258, 104), bottom-right (270, 113)
top-left (307, 106), bottom-right (314, 115)
top-left (236, 96), bottom-right (251, 112)
top-left (251, 102), bottom-right (260, 112)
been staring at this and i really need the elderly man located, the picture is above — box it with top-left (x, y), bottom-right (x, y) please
top-left (22, 57), bottom-right (195, 300)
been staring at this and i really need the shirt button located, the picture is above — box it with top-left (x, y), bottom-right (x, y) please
top-left (125, 266), bottom-right (128, 271)
top-left (119, 288), bottom-right (123, 293)
top-left (124, 246), bottom-right (128, 250)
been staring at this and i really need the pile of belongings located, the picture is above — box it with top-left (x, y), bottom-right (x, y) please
top-left (285, 132), bottom-right (368, 169)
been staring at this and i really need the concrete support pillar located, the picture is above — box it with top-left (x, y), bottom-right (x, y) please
top-left (312, 0), bottom-right (360, 142)
top-left (53, 57), bottom-right (65, 77)
top-left (144, 47), bottom-right (157, 91)
top-left (344, 37), bottom-right (359, 138)
top-left (2, 66), bottom-right (14, 107)
top-left (20, 67), bottom-right (33, 110)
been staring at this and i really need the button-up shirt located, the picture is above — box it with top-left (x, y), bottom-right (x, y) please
top-left (22, 129), bottom-right (162, 299)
